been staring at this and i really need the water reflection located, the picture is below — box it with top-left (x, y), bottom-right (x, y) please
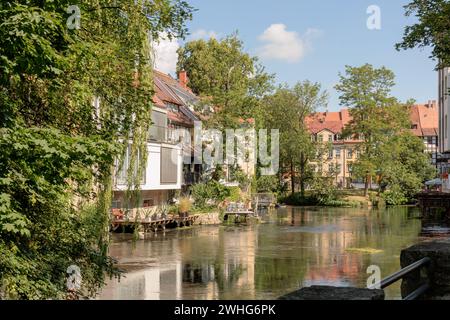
top-left (98, 206), bottom-right (423, 300)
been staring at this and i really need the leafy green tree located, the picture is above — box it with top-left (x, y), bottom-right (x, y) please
top-left (396, 0), bottom-right (450, 68)
top-left (335, 64), bottom-right (409, 196)
top-left (177, 34), bottom-right (274, 128)
top-left (377, 132), bottom-right (436, 204)
top-left (261, 81), bottom-right (328, 196)
top-left (0, 0), bottom-right (193, 299)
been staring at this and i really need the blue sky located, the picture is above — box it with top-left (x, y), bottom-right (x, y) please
top-left (155, 0), bottom-right (437, 111)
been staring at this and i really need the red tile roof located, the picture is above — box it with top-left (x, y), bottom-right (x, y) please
top-left (152, 70), bottom-right (200, 127)
top-left (306, 102), bottom-right (438, 138)
top-left (409, 102), bottom-right (438, 137)
top-left (305, 109), bottom-right (351, 134)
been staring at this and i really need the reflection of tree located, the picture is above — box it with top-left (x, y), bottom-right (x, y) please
top-left (214, 263), bottom-right (245, 291)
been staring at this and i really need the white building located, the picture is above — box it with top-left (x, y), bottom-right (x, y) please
top-left (112, 106), bottom-right (183, 209)
top-left (439, 67), bottom-right (450, 153)
top-left (438, 67), bottom-right (450, 191)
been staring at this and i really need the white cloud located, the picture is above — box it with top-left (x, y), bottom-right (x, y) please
top-left (257, 24), bottom-right (321, 63)
top-left (189, 29), bottom-right (218, 40)
top-left (153, 35), bottom-right (179, 75)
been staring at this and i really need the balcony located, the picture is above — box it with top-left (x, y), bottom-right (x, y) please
top-left (149, 125), bottom-right (184, 144)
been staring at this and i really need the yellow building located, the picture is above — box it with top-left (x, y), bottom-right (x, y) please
top-left (306, 109), bottom-right (362, 188)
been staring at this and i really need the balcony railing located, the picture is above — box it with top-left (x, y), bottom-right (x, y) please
top-left (149, 125), bottom-right (189, 144)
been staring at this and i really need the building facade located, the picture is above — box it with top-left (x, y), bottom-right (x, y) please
top-left (112, 70), bottom-right (202, 210)
top-left (409, 101), bottom-right (439, 166)
top-left (438, 67), bottom-right (450, 191)
top-left (306, 109), bottom-right (362, 188)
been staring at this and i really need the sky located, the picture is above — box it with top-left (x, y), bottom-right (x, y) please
top-left (154, 0), bottom-right (437, 111)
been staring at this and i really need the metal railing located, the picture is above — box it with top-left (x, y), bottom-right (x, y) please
top-left (149, 125), bottom-right (189, 144)
top-left (369, 257), bottom-right (431, 300)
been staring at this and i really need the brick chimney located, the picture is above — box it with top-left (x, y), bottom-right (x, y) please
top-left (178, 70), bottom-right (188, 89)
top-left (427, 100), bottom-right (437, 108)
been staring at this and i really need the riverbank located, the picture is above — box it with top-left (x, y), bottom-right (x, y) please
top-left (279, 189), bottom-right (387, 208)
top-left (194, 212), bottom-right (222, 225)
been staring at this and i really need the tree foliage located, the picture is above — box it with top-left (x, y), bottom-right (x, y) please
top-left (335, 64), bottom-right (435, 201)
top-left (396, 0), bottom-right (450, 68)
top-left (177, 34), bottom-right (274, 128)
top-left (0, 0), bottom-right (193, 299)
top-left (261, 81), bottom-right (328, 196)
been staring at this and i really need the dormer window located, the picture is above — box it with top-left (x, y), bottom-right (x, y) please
top-left (411, 124), bottom-right (418, 130)
top-left (167, 103), bottom-right (179, 113)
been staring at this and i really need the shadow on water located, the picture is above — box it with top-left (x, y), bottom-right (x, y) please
top-left (98, 206), bottom-right (435, 300)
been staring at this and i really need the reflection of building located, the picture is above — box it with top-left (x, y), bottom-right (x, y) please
top-left (99, 263), bottom-right (183, 300)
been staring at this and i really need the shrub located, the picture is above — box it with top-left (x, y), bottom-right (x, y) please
top-left (178, 197), bottom-right (192, 213)
top-left (191, 181), bottom-right (231, 208)
top-left (226, 187), bottom-right (242, 202)
top-left (381, 185), bottom-right (408, 206)
top-left (256, 175), bottom-right (279, 193)
top-left (279, 193), bottom-right (318, 206)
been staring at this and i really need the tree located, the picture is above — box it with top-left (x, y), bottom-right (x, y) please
top-left (335, 64), bottom-right (408, 196)
top-left (376, 132), bottom-right (436, 204)
top-left (261, 81), bottom-right (328, 196)
top-left (396, 0), bottom-right (450, 68)
top-left (177, 34), bottom-right (274, 128)
top-left (0, 0), bottom-right (193, 299)
top-left (335, 64), bottom-right (436, 201)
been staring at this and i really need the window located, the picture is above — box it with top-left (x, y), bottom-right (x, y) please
top-left (411, 124), bottom-right (418, 130)
top-left (116, 145), bottom-right (146, 185)
top-left (446, 115), bottom-right (448, 139)
top-left (328, 149), bottom-right (333, 159)
top-left (161, 147), bottom-right (178, 184)
top-left (318, 135), bottom-right (323, 142)
top-left (427, 136), bottom-right (433, 144)
top-left (347, 163), bottom-right (353, 174)
top-left (328, 164), bottom-right (334, 173)
top-left (328, 135), bottom-right (333, 142)
top-left (335, 149), bottom-right (341, 158)
top-left (149, 110), bottom-right (168, 141)
top-left (167, 103), bottom-right (179, 113)
top-left (112, 200), bottom-right (121, 209)
top-left (347, 149), bottom-right (353, 158)
top-left (143, 199), bottom-right (154, 207)
top-left (336, 164), bottom-right (341, 173)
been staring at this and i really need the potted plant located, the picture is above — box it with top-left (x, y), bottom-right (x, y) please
top-left (178, 197), bottom-right (192, 218)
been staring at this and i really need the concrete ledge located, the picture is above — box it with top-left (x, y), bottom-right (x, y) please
top-left (401, 239), bottom-right (450, 299)
top-left (278, 286), bottom-right (385, 300)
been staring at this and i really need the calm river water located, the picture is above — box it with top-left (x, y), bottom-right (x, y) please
top-left (98, 206), bottom-right (425, 300)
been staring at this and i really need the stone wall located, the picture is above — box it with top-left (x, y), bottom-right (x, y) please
top-left (401, 239), bottom-right (450, 299)
top-left (194, 212), bottom-right (222, 225)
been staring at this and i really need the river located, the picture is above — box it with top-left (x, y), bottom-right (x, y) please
top-left (98, 206), bottom-right (425, 300)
